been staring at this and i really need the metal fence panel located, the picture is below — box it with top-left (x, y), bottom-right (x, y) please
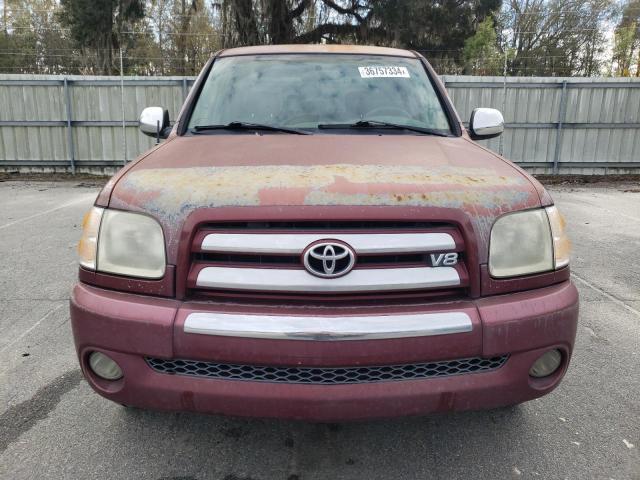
top-left (0, 74), bottom-right (639, 174)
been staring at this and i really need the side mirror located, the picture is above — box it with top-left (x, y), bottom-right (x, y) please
top-left (469, 108), bottom-right (504, 140)
top-left (139, 107), bottom-right (171, 140)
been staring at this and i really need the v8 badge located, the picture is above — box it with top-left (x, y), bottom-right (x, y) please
top-left (430, 252), bottom-right (458, 267)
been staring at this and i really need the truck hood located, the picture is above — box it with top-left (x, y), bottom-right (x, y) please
top-left (108, 135), bottom-right (544, 263)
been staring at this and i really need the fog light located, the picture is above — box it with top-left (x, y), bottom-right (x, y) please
top-left (529, 349), bottom-right (562, 378)
top-left (89, 351), bottom-right (123, 380)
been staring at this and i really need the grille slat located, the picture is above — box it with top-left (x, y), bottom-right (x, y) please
top-left (146, 356), bottom-right (508, 384)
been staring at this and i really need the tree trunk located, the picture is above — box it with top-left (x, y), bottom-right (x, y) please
top-left (231, 0), bottom-right (260, 46)
top-left (94, 31), bottom-right (112, 75)
top-left (266, 0), bottom-right (294, 44)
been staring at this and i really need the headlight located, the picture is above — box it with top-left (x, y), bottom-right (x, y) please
top-left (489, 207), bottom-right (571, 278)
top-left (78, 208), bottom-right (166, 279)
top-left (78, 207), bottom-right (103, 270)
top-left (545, 205), bottom-right (571, 268)
top-left (489, 209), bottom-right (553, 277)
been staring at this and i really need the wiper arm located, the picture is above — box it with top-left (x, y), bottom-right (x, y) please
top-left (192, 121), bottom-right (310, 135)
top-left (318, 120), bottom-right (449, 137)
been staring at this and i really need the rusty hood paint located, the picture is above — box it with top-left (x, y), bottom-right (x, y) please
top-left (108, 134), bottom-right (544, 263)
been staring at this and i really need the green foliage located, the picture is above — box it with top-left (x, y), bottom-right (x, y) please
top-left (613, 23), bottom-right (638, 76)
top-left (463, 17), bottom-right (502, 75)
top-left (1, 0), bottom-right (79, 74)
top-left (612, 0), bottom-right (640, 76)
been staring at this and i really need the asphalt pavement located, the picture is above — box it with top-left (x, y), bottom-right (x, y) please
top-left (0, 179), bottom-right (638, 480)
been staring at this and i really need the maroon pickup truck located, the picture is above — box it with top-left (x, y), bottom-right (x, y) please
top-left (70, 45), bottom-right (578, 421)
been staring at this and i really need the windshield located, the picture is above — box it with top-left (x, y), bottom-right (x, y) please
top-left (187, 54), bottom-right (453, 134)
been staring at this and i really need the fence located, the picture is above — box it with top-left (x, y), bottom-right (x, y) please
top-left (1, 74), bottom-right (639, 175)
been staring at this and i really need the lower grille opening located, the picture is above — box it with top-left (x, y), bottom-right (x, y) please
top-left (146, 356), bottom-right (508, 385)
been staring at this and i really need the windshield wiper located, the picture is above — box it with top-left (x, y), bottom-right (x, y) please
top-left (192, 121), bottom-right (310, 135)
top-left (318, 120), bottom-right (449, 137)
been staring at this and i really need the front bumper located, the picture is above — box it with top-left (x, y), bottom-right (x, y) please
top-left (70, 281), bottom-right (578, 421)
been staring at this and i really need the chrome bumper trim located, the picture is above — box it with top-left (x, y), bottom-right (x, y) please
top-left (200, 232), bottom-right (455, 254)
top-left (184, 311), bottom-right (472, 340)
top-left (195, 266), bottom-right (460, 292)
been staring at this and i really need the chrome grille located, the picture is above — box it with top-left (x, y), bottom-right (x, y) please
top-left (189, 223), bottom-right (466, 295)
top-left (146, 356), bottom-right (508, 385)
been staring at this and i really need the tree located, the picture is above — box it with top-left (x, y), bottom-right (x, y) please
top-left (463, 17), bottom-right (502, 75)
top-left (170, 0), bottom-right (219, 74)
top-left (1, 0), bottom-right (505, 75)
top-left (0, 0), bottom-right (78, 74)
top-left (500, 0), bottom-right (615, 76)
top-left (613, 23), bottom-right (637, 76)
top-left (59, 0), bottom-right (145, 74)
top-left (366, 0), bottom-right (501, 54)
top-left (215, 0), bottom-right (502, 72)
top-left (147, 0), bottom-right (173, 74)
top-left (612, 0), bottom-right (640, 76)
top-left (2, 0), bottom-right (625, 76)
top-left (217, 0), bottom-right (314, 47)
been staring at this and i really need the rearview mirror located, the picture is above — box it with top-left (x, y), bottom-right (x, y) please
top-left (139, 107), bottom-right (170, 140)
top-left (469, 108), bottom-right (504, 140)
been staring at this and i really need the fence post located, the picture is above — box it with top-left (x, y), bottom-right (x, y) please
top-left (552, 80), bottom-right (568, 175)
top-left (499, 50), bottom-right (507, 156)
top-left (63, 77), bottom-right (76, 175)
top-left (182, 77), bottom-right (188, 101)
top-left (120, 48), bottom-right (127, 166)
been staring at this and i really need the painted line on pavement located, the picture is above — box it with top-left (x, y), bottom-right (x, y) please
top-left (0, 194), bottom-right (95, 230)
top-left (0, 303), bottom-right (65, 354)
top-left (571, 272), bottom-right (640, 319)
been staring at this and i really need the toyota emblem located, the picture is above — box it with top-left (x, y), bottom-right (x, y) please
top-left (303, 241), bottom-right (356, 278)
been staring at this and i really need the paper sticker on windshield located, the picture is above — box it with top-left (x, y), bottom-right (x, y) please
top-left (358, 66), bottom-right (410, 78)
